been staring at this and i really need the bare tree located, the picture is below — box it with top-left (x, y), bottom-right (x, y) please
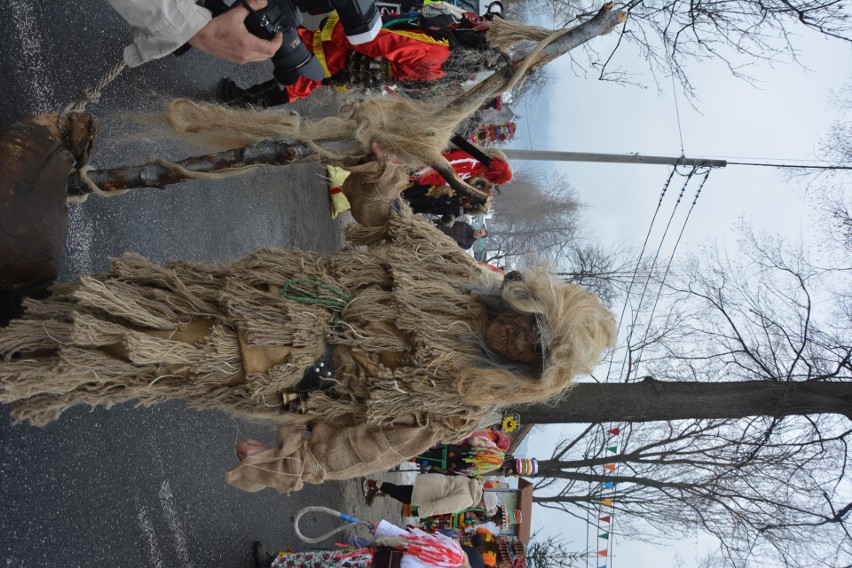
top-left (484, 170), bottom-right (581, 266)
top-left (525, 534), bottom-right (596, 568)
top-left (556, 242), bottom-right (650, 306)
top-left (811, 80), bottom-right (852, 255)
top-left (524, 0), bottom-right (852, 96)
top-left (514, 227), bottom-right (851, 567)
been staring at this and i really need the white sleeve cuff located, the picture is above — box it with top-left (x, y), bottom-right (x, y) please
top-left (121, 3), bottom-right (212, 67)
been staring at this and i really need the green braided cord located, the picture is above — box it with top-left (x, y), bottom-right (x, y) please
top-left (382, 16), bottom-right (417, 28)
top-left (279, 278), bottom-right (350, 311)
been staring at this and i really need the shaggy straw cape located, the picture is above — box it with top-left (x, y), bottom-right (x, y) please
top-left (0, 206), bottom-right (615, 492)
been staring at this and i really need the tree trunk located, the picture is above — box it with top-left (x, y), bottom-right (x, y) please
top-left (522, 378), bottom-right (852, 423)
top-left (448, 5), bottom-right (625, 113)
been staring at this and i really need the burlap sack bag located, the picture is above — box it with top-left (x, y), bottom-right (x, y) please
top-left (341, 160), bottom-right (408, 226)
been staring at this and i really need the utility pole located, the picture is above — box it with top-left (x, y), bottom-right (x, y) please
top-left (501, 149), bottom-right (727, 169)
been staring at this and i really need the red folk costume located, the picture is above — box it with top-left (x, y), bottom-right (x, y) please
top-left (412, 149), bottom-right (513, 186)
top-left (286, 13), bottom-right (452, 102)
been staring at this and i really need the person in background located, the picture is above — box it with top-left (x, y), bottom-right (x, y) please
top-left (415, 428), bottom-right (539, 478)
top-left (105, 0), bottom-right (283, 67)
top-left (218, 4), bottom-right (495, 107)
top-left (434, 217), bottom-right (487, 250)
top-left (363, 473), bottom-right (498, 518)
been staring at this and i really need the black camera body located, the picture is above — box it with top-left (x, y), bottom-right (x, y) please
top-left (203, 0), bottom-right (381, 85)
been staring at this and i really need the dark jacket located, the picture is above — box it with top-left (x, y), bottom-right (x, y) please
top-left (435, 220), bottom-right (477, 250)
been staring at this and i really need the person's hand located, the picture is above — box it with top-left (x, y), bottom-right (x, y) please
top-left (369, 141), bottom-right (385, 161)
top-left (188, 0), bottom-right (283, 64)
top-left (235, 438), bottom-right (270, 460)
top-left (357, 141), bottom-right (389, 165)
top-left (366, 141), bottom-right (405, 166)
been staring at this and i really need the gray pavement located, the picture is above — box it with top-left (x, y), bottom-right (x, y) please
top-left (0, 2), bottom-right (393, 566)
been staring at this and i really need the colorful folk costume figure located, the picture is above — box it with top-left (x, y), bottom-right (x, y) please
top-left (0, 202), bottom-right (615, 493)
top-left (402, 138), bottom-right (512, 217)
top-left (218, 5), bottom-right (496, 107)
top-left (257, 520), bottom-right (477, 568)
top-left (469, 122), bottom-right (516, 145)
top-left (410, 148), bottom-right (512, 188)
top-left (415, 429), bottom-right (537, 478)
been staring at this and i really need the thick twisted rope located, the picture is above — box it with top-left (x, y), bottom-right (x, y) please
top-left (58, 59), bottom-right (126, 202)
top-left (294, 506), bottom-right (372, 544)
top-left (58, 60), bottom-right (126, 139)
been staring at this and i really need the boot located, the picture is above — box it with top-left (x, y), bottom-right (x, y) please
top-left (252, 541), bottom-right (275, 568)
top-left (217, 78), bottom-right (289, 108)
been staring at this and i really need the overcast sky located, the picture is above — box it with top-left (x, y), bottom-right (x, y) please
top-left (507, 14), bottom-right (851, 568)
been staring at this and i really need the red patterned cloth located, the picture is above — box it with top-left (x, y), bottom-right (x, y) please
top-left (285, 15), bottom-right (451, 101)
top-left (413, 150), bottom-right (512, 186)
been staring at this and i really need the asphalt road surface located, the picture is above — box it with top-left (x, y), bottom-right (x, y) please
top-left (1, 2), bottom-right (355, 566)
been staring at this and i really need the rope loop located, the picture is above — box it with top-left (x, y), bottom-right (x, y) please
top-left (294, 506), bottom-right (370, 544)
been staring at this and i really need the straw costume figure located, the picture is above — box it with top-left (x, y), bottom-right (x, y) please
top-left (0, 195), bottom-right (614, 492)
top-left (0, 13), bottom-right (618, 493)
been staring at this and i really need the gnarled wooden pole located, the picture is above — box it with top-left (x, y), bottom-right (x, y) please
top-left (448, 4), bottom-right (625, 113)
top-left (66, 138), bottom-right (316, 197)
top-left (66, 5), bottom-right (625, 204)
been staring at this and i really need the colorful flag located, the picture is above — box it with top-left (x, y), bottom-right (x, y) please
top-left (603, 464), bottom-right (616, 472)
top-left (607, 428), bottom-right (620, 435)
top-left (599, 515), bottom-right (611, 523)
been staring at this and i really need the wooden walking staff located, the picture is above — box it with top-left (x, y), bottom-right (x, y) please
top-left (66, 139), bottom-right (317, 197)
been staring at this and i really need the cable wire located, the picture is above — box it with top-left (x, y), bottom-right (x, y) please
top-left (727, 161), bottom-right (852, 171)
top-left (633, 169), bottom-right (710, 376)
top-left (669, 70), bottom-right (685, 156)
top-left (617, 167), bottom-right (695, 383)
top-left (603, 168), bottom-right (677, 382)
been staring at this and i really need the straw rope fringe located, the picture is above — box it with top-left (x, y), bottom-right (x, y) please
top-left (0, 203), bottom-right (615, 438)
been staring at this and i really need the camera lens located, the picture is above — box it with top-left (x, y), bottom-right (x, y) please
top-left (271, 26), bottom-right (327, 85)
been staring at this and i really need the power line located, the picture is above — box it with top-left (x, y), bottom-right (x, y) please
top-left (633, 169), bottom-right (711, 376)
top-left (603, 168), bottom-right (677, 383)
top-left (617, 168), bottom-right (695, 384)
top-left (679, 153), bottom-right (827, 163)
top-left (727, 160), bottom-right (852, 171)
top-left (669, 70), bottom-right (685, 156)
